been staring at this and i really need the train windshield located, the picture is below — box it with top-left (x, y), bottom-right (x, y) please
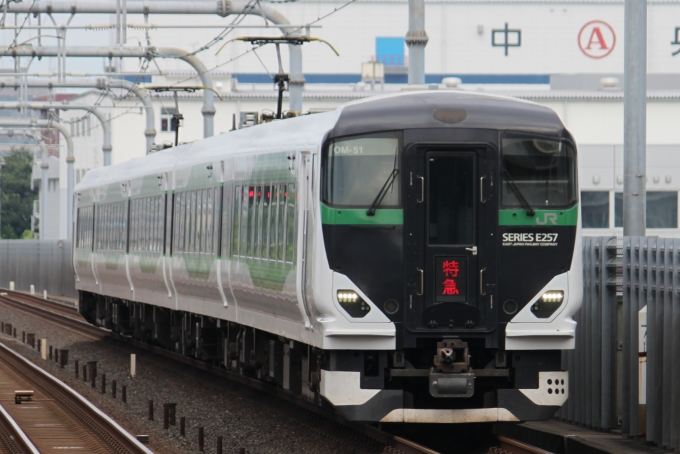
top-left (324, 133), bottom-right (401, 207)
top-left (501, 137), bottom-right (577, 209)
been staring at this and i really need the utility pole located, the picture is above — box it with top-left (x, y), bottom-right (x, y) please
top-left (0, 156), bottom-right (4, 239)
top-left (623, 0), bottom-right (647, 236)
top-left (405, 0), bottom-right (428, 85)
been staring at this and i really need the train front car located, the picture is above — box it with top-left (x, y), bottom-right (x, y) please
top-left (319, 92), bottom-right (582, 423)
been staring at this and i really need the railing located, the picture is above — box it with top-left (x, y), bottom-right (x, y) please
top-left (559, 236), bottom-right (680, 449)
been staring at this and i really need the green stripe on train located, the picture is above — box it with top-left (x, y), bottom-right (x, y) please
top-left (499, 205), bottom-right (579, 226)
top-left (320, 203), bottom-right (404, 225)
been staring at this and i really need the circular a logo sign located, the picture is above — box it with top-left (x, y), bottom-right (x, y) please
top-left (578, 20), bottom-right (616, 59)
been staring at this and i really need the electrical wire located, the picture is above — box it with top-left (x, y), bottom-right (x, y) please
top-left (44, 0), bottom-right (358, 137)
top-left (8, 0), bottom-right (37, 48)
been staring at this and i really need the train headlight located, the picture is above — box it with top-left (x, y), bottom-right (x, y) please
top-left (336, 290), bottom-right (371, 318)
top-left (531, 291), bottom-right (565, 319)
top-left (540, 291), bottom-right (564, 304)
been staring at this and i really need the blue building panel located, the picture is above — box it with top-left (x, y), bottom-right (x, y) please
top-left (376, 37), bottom-right (405, 66)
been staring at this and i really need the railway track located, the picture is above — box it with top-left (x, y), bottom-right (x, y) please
top-left (488, 436), bottom-right (553, 454)
top-left (0, 289), bottom-right (552, 454)
top-left (0, 339), bottom-right (152, 453)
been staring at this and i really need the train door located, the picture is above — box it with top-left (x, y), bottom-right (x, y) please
top-left (405, 146), bottom-right (495, 334)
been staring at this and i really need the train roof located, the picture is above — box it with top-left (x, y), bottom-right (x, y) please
top-left (76, 90), bottom-right (566, 192)
top-left (330, 90), bottom-right (566, 138)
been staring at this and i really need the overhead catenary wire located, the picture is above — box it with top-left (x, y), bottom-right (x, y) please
top-left (6, 0), bottom-right (357, 139)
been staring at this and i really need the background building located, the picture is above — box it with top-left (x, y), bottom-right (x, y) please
top-left (1, 0), bottom-right (679, 238)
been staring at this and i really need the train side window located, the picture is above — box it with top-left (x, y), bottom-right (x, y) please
top-left (83, 206), bottom-right (90, 249)
top-left (179, 192), bottom-right (188, 252)
top-left (151, 197), bottom-right (157, 251)
top-left (240, 187), bottom-right (249, 257)
top-left (130, 201), bottom-right (136, 251)
top-left (196, 189), bottom-right (202, 253)
top-left (214, 187), bottom-right (220, 254)
top-left (136, 198), bottom-right (142, 251)
top-left (269, 185), bottom-right (280, 260)
top-left (206, 188), bottom-right (213, 254)
top-left (146, 197), bottom-right (151, 250)
top-left (117, 202), bottom-right (123, 250)
top-left (286, 184), bottom-right (297, 264)
top-left (186, 191), bottom-right (193, 252)
top-left (201, 190), bottom-right (206, 253)
top-left (106, 204), bottom-right (111, 249)
top-left (194, 190), bottom-right (201, 252)
top-left (247, 186), bottom-right (255, 257)
top-left (232, 186), bottom-right (241, 256)
top-left (112, 204), bottom-right (116, 249)
top-left (177, 193), bottom-right (182, 252)
top-left (141, 198), bottom-right (147, 250)
top-left (104, 204), bottom-right (109, 249)
top-left (95, 205), bottom-right (101, 250)
top-left (193, 190), bottom-right (199, 253)
top-left (262, 185), bottom-right (271, 259)
top-left (149, 197), bottom-right (154, 251)
top-left (255, 185), bottom-right (264, 258)
top-left (203, 188), bottom-right (210, 253)
top-left (182, 192), bottom-right (188, 252)
top-left (152, 196), bottom-right (158, 251)
top-left (278, 185), bottom-right (286, 261)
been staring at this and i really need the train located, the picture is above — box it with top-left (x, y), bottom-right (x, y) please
top-left (74, 90), bottom-right (582, 424)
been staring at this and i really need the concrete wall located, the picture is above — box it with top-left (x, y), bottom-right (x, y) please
top-left (0, 240), bottom-right (76, 298)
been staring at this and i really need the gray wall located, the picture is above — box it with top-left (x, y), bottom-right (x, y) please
top-left (0, 240), bottom-right (76, 298)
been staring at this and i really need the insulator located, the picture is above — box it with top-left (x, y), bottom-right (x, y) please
top-left (87, 23), bottom-right (115, 30)
top-left (127, 23), bottom-right (156, 30)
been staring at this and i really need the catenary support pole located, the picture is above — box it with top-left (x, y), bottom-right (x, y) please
top-left (0, 103), bottom-right (112, 165)
top-left (406, 0), bottom-right (428, 85)
top-left (0, 46), bottom-right (213, 139)
top-left (623, 0), bottom-right (647, 236)
top-left (0, 118), bottom-right (74, 239)
top-left (0, 78), bottom-right (156, 153)
top-left (4, 1), bottom-right (305, 113)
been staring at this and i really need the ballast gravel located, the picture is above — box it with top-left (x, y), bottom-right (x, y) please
top-left (0, 304), bottom-right (384, 454)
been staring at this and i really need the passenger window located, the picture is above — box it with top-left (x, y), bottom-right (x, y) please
top-left (269, 186), bottom-right (280, 260)
top-left (240, 187), bottom-right (249, 257)
top-left (286, 184), bottom-right (296, 263)
top-left (247, 186), bottom-right (256, 257)
top-left (255, 185), bottom-right (264, 258)
top-left (278, 185), bottom-right (287, 261)
top-left (233, 186), bottom-right (242, 256)
top-left (262, 185), bottom-right (271, 259)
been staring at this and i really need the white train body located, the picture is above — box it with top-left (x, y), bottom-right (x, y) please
top-left (74, 91), bottom-right (582, 424)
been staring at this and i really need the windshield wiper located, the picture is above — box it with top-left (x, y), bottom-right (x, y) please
top-left (503, 169), bottom-right (535, 216)
top-left (366, 168), bottom-right (400, 216)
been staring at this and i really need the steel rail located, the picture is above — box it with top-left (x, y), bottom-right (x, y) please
top-left (0, 402), bottom-right (40, 454)
top-left (495, 435), bottom-right (553, 454)
top-left (0, 289), bottom-right (438, 454)
top-left (0, 341), bottom-right (153, 454)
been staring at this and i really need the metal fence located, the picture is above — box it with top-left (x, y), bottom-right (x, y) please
top-left (558, 236), bottom-right (619, 430)
top-left (0, 240), bottom-right (76, 298)
top-left (559, 236), bottom-right (680, 449)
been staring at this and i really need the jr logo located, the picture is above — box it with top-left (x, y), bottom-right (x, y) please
top-left (535, 213), bottom-right (558, 225)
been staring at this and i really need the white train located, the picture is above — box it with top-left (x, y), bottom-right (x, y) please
top-left (74, 90), bottom-right (582, 424)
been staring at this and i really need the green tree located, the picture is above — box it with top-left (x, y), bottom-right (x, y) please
top-left (1, 148), bottom-right (38, 239)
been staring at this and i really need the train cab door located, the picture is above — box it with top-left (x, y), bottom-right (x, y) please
top-left (405, 146), bottom-right (496, 335)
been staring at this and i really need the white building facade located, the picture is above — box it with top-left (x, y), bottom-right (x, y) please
top-left (23, 0), bottom-right (680, 238)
